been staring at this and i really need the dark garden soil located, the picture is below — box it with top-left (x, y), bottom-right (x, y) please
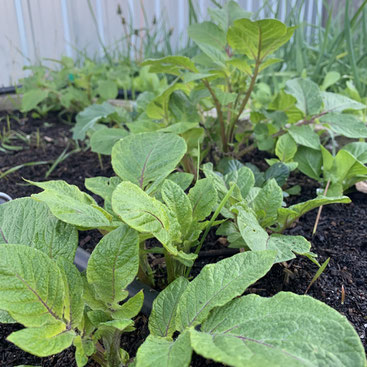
top-left (0, 112), bottom-right (366, 366)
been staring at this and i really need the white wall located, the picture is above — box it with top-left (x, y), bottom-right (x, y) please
top-left (0, 0), bottom-right (322, 87)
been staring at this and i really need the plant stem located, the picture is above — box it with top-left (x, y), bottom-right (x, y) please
top-left (164, 249), bottom-right (176, 283)
top-left (185, 183), bottom-right (236, 278)
top-left (202, 79), bottom-right (228, 152)
top-left (312, 179), bottom-right (331, 236)
top-left (138, 241), bottom-right (155, 287)
top-left (228, 60), bottom-right (260, 144)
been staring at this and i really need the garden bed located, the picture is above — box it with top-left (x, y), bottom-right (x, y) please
top-left (0, 113), bottom-right (366, 366)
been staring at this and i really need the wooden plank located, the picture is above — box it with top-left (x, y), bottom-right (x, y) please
top-left (0, 1), bottom-right (24, 86)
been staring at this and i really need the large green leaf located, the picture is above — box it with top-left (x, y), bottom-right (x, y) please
top-left (275, 133), bottom-right (297, 162)
top-left (176, 251), bottom-right (276, 330)
top-left (285, 78), bottom-right (322, 116)
top-left (7, 322), bottom-right (74, 357)
top-left (0, 245), bottom-right (65, 327)
top-left (111, 132), bottom-right (187, 189)
top-left (21, 89), bottom-right (49, 112)
top-left (72, 102), bottom-right (116, 140)
top-left (321, 91), bottom-right (366, 112)
top-left (266, 235), bottom-right (311, 263)
top-left (320, 113), bottom-right (367, 138)
top-left (149, 277), bottom-right (189, 338)
top-left (227, 19), bottom-right (294, 60)
top-left (90, 127), bottom-right (128, 155)
top-left (136, 332), bottom-right (192, 367)
top-left (30, 180), bottom-right (112, 229)
top-left (112, 182), bottom-right (180, 249)
top-left (188, 178), bottom-right (217, 221)
top-left (87, 225), bottom-right (139, 305)
top-left (161, 180), bottom-right (192, 238)
top-left (294, 146), bottom-right (322, 180)
top-left (0, 198), bottom-right (77, 261)
top-left (276, 196), bottom-right (351, 231)
top-left (237, 206), bottom-right (268, 250)
top-left (190, 292), bottom-right (366, 367)
top-left (288, 125), bottom-right (320, 150)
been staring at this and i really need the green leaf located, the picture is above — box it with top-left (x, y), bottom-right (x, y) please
top-left (7, 322), bottom-right (74, 357)
top-left (190, 292), bottom-right (366, 367)
top-left (74, 335), bottom-right (94, 367)
top-left (112, 132), bottom-right (187, 189)
top-left (176, 250), bottom-right (276, 330)
top-left (343, 142), bottom-right (367, 163)
top-left (276, 196), bottom-right (351, 231)
top-left (90, 128), bottom-right (128, 155)
top-left (112, 182), bottom-right (180, 248)
top-left (84, 176), bottom-right (121, 213)
top-left (237, 206), bottom-right (268, 250)
top-left (161, 180), bottom-right (193, 238)
top-left (97, 80), bottom-right (118, 100)
top-left (267, 234), bottom-right (311, 263)
top-left (320, 71), bottom-right (341, 91)
top-left (224, 166), bottom-right (255, 200)
top-left (258, 57), bottom-right (283, 72)
top-left (321, 91), bottom-right (366, 112)
top-left (275, 133), bottom-right (297, 162)
top-left (325, 150), bottom-right (367, 191)
top-left (72, 102), bottom-right (116, 140)
top-left (188, 22), bottom-right (227, 67)
top-left (0, 198), bottom-right (78, 261)
top-left (57, 258), bottom-right (84, 328)
top-left (251, 179), bottom-right (283, 227)
top-left (320, 113), bottom-right (367, 138)
top-left (87, 225), bottom-right (139, 305)
top-left (0, 309), bottom-right (16, 323)
top-left (166, 172), bottom-right (194, 191)
top-left (0, 245), bottom-right (65, 327)
top-left (149, 277), bottom-right (189, 338)
top-left (288, 125), bottom-right (320, 150)
top-left (21, 89), bottom-right (49, 112)
top-left (264, 162), bottom-right (290, 186)
top-left (285, 78), bottom-right (322, 116)
top-left (112, 290), bottom-right (144, 320)
top-left (188, 178), bottom-right (217, 221)
top-left (228, 19), bottom-right (294, 60)
top-left (294, 146), bottom-right (322, 180)
top-left (30, 180), bottom-right (112, 229)
top-left (136, 332), bottom-right (192, 367)
top-left (142, 56), bottom-right (198, 75)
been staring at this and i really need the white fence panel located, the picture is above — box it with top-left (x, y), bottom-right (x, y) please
top-left (0, 0), bottom-right (324, 86)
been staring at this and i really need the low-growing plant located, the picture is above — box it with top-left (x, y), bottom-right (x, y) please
top-left (0, 198), bottom-right (143, 366)
top-left (18, 57), bottom-right (164, 117)
top-left (201, 160), bottom-right (350, 262)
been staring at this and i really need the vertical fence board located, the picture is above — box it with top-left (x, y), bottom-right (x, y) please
top-left (0, 0), bottom-right (331, 86)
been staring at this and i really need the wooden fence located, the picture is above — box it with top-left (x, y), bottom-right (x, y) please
top-left (0, 0), bottom-right (325, 86)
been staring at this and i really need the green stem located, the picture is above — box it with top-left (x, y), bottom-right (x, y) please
top-left (138, 241), bottom-right (155, 287)
top-left (185, 183), bottom-right (236, 278)
top-left (164, 249), bottom-right (176, 283)
top-left (202, 79), bottom-right (228, 152)
top-left (228, 60), bottom-right (260, 144)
